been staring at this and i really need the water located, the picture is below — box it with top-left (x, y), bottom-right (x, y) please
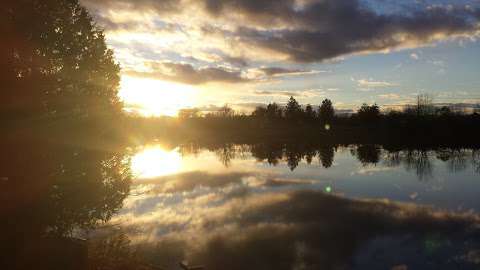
top-left (127, 143), bottom-right (480, 212)
top-left (3, 139), bottom-right (480, 269)
top-left (103, 142), bottom-right (480, 269)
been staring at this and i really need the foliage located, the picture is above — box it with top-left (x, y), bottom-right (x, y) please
top-left (178, 108), bottom-right (201, 119)
top-left (304, 104), bottom-right (316, 120)
top-left (285, 96), bottom-right (303, 121)
top-left (1, 0), bottom-right (121, 123)
top-left (266, 103), bottom-right (283, 119)
top-left (216, 104), bottom-right (235, 118)
top-left (357, 103), bottom-right (381, 123)
top-left (416, 94), bottom-right (435, 116)
top-left (253, 106), bottom-right (267, 118)
top-left (318, 99), bottom-right (335, 123)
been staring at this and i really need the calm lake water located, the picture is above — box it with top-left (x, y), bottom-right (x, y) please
top-left (96, 142), bottom-right (480, 269)
top-left (4, 138), bottom-right (480, 269)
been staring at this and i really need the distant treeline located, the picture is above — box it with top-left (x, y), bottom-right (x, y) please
top-left (178, 94), bottom-right (479, 120)
top-left (126, 95), bottom-right (480, 145)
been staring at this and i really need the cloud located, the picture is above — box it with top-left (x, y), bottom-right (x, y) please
top-left (82, 0), bottom-right (480, 63)
top-left (429, 59), bottom-right (446, 67)
top-left (378, 93), bottom-right (402, 100)
top-left (258, 67), bottom-right (326, 77)
top-left (124, 62), bottom-right (249, 84)
top-left (357, 79), bottom-right (398, 89)
top-left (253, 89), bottom-right (325, 98)
top-left (81, 0), bottom-right (181, 15)
top-left (253, 90), bottom-right (300, 97)
top-left (124, 61), bottom-right (326, 85)
top-left (225, 1), bottom-right (480, 62)
top-left (221, 55), bottom-right (249, 67)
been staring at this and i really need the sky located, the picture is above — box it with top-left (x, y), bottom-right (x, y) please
top-left (80, 0), bottom-right (480, 116)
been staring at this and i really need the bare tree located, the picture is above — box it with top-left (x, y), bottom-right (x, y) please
top-left (416, 94), bottom-right (434, 116)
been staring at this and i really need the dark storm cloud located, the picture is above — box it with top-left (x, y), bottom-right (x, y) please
top-left (259, 67), bottom-right (320, 76)
top-left (81, 0), bottom-right (480, 62)
top-left (81, 0), bottom-right (181, 14)
top-left (124, 62), bottom-right (249, 84)
top-left (253, 90), bottom-right (302, 97)
top-left (230, 1), bottom-right (480, 62)
top-left (204, 0), bottom-right (297, 25)
top-left (221, 55), bottom-right (249, 67)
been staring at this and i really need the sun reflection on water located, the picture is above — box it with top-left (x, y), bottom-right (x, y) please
top-left (131, 146), bottom-right (182, 178)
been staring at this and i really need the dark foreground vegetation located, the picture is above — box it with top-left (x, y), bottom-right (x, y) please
top-left (127, 95), bottom-right (480, 146)
top-left (1, 1), bottom-right (132, 270)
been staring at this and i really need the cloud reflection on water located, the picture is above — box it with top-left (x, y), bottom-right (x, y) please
top-left (107, 143), bottom-right (480, 269)
top-left (108, 185), bottom-right (480, 270)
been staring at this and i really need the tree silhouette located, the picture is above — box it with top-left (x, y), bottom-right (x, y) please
top-left (304, 104), bottom-right (316, 120)
top-left (252, 106), bottom-right (267, 118)
top-left (318, 99), bottom-right (335, 124)
top-left (357, 103), bottom-right (381, 123)
top-left (266, 103), bottom-right (283, 120)
top-left (285, 96), bottom-right (302, 121)
top-left (217, 104), bottom-right (235, 118)
top-left (2, 0), bottom-right (121, 124)
top-left (179, 108), bottom-right (201, 119)
top-left (436, 106), bottom-right (452, 117)
top-left (416, 94), bottom-right (434, 116)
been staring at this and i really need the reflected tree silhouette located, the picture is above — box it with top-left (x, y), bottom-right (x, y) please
top-left (318, 146), bottom-right (335, 168)
top-left (251, 143), bottom-right (283, 166)
top-left (473, 150), bottom-right (480, 174)
top-left (304, 146), bottom-right (316, 165)
top-left (215, 144), bottom-right (236, 167)
top-left (0, 137), bottom-right (132, 269)
top-left (404, 150), bottom-right (433, 181)
top-left (351, 145), bottom-right (382, 166)
top-left (88, 231), bottom-right (148, 270)
top-left (285, 144), bottom-right (304, 171)
top-left (436, 149), bottom-right (469, 173)
top-left (382, 151), bottom-right (402, 168)
top-left (181, 141), bottom-right (480, 178)
top-left (179, 142), bottom-right (201, 158)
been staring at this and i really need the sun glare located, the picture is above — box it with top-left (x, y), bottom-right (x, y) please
top-left (119, 76), bottom-right (197, 117)
top-left (131, 146), bottom-right (182, 178)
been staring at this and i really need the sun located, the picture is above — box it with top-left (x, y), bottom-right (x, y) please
top-left (119, 76), bottom-right (197, 117)
top-left (131, 146), bottom-right (182, 178)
